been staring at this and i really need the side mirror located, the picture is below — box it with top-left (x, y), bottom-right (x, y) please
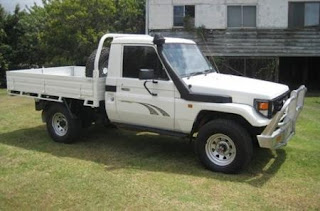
top-left (139, 69), bottom-right (154, 80)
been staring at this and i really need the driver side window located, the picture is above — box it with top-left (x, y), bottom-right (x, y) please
top-left (122, 46), bottom-right (169, 80)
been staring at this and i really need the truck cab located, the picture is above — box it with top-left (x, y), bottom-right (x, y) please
top-left (6, 34), bottom-right (307, 173)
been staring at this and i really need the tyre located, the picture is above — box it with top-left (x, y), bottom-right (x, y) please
top-left (45, 104), bottom-right (81, 143)
top-left (196, 119), bottom-right (253, 174)
top-left (85, 47), bottom-right (109, 77)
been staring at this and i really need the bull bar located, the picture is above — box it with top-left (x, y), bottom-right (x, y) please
top-left (257, 85), bottom-right (307, 149)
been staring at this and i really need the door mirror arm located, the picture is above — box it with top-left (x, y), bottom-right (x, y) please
top-left (139, 69), bottom-right (158, 96)
top-left (144, 81), bottom-right (158, 96)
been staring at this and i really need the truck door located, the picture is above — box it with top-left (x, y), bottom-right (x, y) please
top-left (115, 45), bottom-right (175, 130)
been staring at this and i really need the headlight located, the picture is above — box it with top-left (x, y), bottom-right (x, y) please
top-left (254, 92), bottom-right (290, 119)
top-left (254, 99), bottom-right (273, 118)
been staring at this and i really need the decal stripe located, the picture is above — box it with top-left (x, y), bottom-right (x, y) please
top-left (137, 103), bottom-right (159, 115)
top-left (120, 100), bottom-right (171, 117)
top-left (120, 100), bottom-right (159, 116)
top-left (144, 103), bottom-right (170, 117)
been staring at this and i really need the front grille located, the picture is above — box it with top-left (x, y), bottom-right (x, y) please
top-left (272, 92), bottom-right (290, 115)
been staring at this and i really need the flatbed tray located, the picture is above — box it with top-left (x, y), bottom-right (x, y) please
top-left (6, 66), bottom-right (105, 107)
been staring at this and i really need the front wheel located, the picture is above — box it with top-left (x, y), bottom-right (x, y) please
top-left (45, 104), bottom-right (81, 143)
top-left (196, 119), bottom-right (253, 174)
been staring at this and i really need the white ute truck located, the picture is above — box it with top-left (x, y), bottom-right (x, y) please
top-left (6, 34), bottom-right (307, 173)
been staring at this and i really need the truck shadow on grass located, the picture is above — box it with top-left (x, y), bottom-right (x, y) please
top-left (0, 125), bottom-right (286, 188)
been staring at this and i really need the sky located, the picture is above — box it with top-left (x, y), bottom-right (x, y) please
top-left (0, 0), bottom-right (43, 13)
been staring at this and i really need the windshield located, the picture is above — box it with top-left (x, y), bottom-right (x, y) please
top-left (162, 43), bottom-right (215, 77)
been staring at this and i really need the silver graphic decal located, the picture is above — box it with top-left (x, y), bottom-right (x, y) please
top-left (120, 101), bottom-right (170, 117)
top-left (145, 103), bottom-right (170, 117)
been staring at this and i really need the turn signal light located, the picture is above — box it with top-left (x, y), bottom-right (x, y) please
top-left (254, 99), bottom-right (272, 118)
top-left (258, 102), bottom-right (269, 110)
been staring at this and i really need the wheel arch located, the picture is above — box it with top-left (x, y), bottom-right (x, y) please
top-left (191, 110), bottom-right (264, 138)
top-left (37, 98), bottom-right (108, 126)
top-left (37, 99), bottom-right (84, 122)
top-left (36, 101), bottom-right (62, 123)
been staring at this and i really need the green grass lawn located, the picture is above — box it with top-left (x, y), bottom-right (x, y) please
top-left (0, 88), bottom-right (319, 210)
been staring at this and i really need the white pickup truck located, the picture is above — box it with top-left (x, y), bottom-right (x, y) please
top-left (6, 33), bottom-right (307, 173)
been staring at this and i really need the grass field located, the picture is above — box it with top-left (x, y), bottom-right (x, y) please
top-left (0, 88), bottom-right (319, 210)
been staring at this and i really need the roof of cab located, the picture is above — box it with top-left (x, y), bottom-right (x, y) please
top-left (111, 34), bottom-right (195, 45)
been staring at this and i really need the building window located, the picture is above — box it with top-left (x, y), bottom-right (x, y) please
top-left (289, 2), bottom-right (320, 28)
top-left (123, 46), bottom-right (168, 80)
top-left (227, 6), bottom-right (256, 28)
top-left (173, 5), bottom-right (195, 27)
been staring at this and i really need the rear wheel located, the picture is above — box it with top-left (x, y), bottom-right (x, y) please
top-left (196, 119), bottom-right (253, 174)
top-left (46, 104), bottom-right (81, 143)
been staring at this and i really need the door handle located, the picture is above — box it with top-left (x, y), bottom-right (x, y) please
top-left (121, 87), bottom-right (130, 91)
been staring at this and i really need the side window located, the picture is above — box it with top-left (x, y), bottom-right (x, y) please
top-left (174, 6), bottom-right (185, 27)
top-left (288, 2), bottom-right (320, 28)
top-left (227, 5), bottom-right (256, 28)
top-left (122, 46), bottom-right (169, 80)
top-left (173, 5), bottom-right (195, 27)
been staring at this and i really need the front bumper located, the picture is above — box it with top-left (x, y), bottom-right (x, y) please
top-left (257, 85), bottom-right (307, 149)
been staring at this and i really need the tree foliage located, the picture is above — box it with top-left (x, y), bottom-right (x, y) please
top-left (0, 0), bottom-right (145, 86)
top-left (43, 0), bottom-right (117, 65)
top-left (0, 5), bottom-right (9, 72)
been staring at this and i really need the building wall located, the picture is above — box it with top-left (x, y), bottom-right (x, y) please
top-left (149, 0), bottom-right (173, 29)
top-left (148, 0), bottom-right (320, 30)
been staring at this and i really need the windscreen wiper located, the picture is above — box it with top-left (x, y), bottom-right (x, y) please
top-left (203, 69), bottom-right (215, 75)
top-left (187, 69), bottom-right (215, 79)
top-left (187, 71), bottom-right (204, 79)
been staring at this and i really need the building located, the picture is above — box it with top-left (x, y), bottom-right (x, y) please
top-left (146, 0), bottom-right (320, 90)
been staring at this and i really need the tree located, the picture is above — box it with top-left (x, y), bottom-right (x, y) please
top-left (0, 5), bottom-right (11, 87)
top-left (114, 0), bottom-right (145, 33)
top-left (0, 4), bottom-right (47, 87)
top-left (0, 5), bottom-right (9, 71)
top-left (41, 0), bottom-right (145, 66)
top-left (0, 0), bottom-right (146, 86)
top-left (42, 0), bottom-right (117, 66)
top-left (17, 4), bottom-right (48, 67)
